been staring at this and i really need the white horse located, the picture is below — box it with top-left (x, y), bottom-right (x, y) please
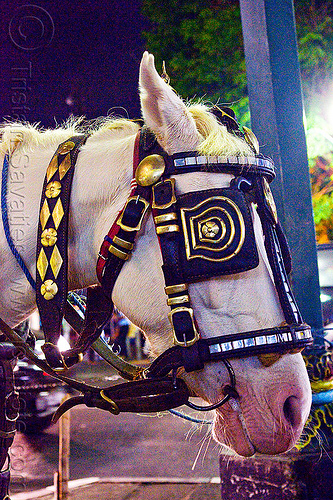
top-left (0, 52), bottom-right (311, 457)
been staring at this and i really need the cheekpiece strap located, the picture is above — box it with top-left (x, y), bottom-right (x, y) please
top-left (36, 135), bottom-right (89, 368)
top-left (152, 180), bottom-right (200, 347)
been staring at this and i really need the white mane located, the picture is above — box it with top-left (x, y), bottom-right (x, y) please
top-left (0, 104), bottom-right (252, 159)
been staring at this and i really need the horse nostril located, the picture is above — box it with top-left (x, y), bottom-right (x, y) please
top-left (283, 396), bottom-right (302, 428)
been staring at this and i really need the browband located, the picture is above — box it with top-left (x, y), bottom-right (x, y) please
top-left (168, 151), bottom-right (275, 182)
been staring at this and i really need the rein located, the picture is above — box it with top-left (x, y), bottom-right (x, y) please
top-left (0, 113), bottom-right (313, 418)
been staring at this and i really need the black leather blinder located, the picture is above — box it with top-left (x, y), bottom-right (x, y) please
top-left (176, 188), bottom-right (259, 281)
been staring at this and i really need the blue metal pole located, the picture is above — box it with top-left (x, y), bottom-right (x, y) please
top-left (239, 0), bottom-right (323, 331)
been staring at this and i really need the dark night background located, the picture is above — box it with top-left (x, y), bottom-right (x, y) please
top-left (0, 1), bottom-right (148, 126)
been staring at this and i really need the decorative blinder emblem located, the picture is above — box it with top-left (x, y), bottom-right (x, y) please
top-left (177, 188), bottom-right (259, 281)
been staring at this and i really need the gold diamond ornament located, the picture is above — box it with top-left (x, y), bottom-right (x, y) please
top-left (41, 228), bottom-right (57, 247)
top-left (52, 198), bottom-right (64, 229)
top-left (41, 280), bottom-right (58, 300)
top-left (46, 156), bottom-right (59, 182)
top-left (37, 249), bottom-right (48, 281)
top-left (45, 181), bottom-right (61, 199)
top-left (50, 245), bottom-right (63, 278)
top-left (40, 199), bottom-right (51, 230)
top-left (58, 153), bottom-right (72, 180)
top-left (58, 141), bottom-right (75, 155)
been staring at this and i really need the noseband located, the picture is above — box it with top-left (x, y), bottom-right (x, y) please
top-left (1, 111), bottom-right (313, 417)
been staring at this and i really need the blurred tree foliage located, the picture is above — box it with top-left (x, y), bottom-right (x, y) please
top-left (297, 1), bottom-right (333, 242)
top-left (141, 0), bottom-right (249, 122)
top-left (141, 0), bottom-right (333, 241)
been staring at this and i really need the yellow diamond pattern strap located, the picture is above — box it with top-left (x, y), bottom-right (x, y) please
top-left (36, 135), bottom-right (89, 369)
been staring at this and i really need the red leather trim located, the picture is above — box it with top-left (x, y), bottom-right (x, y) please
top-left (96, 130), bottom-right (142, 283)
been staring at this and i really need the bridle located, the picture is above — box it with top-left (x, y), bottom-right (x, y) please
top-left (1, 109), bottom-right (313, 418)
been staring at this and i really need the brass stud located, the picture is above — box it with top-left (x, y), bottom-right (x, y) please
top-left (41, 280), bottom-right (58, 300)
top-left (201, 220), bottom-right (220, 239)
top-left (135, 154), bottom-right (165, 186)
top-left (41, 228), bottom-right (57, 247)
top-left (45, 181), bottom-right (61, 199)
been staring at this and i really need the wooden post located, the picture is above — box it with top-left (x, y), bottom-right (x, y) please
top-left (58, 394), bottom-right (70, 500)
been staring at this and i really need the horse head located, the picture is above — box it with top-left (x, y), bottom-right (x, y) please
top-left (113, 52), bottom-right (312, 456)
top-left (0, 52), bottom-right (312, 459)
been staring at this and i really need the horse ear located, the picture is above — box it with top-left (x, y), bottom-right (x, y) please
top-left (139, 52), bottom-right (199, 153)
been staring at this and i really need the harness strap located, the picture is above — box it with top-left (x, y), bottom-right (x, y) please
top-left (54, 377), bottom-right (190, 419)
top-left (0, 317), bottom-right (189, 420)
top-left (167, 151), bottom-right (275, 182)
top-left (146, 323), bottom-right (313, 378)
top-left (60, 285), bottom-right (113, 368)
top-left (152, 180), bottom-right (199, 347)
top-left (36, 135), bottom-right (89, 368)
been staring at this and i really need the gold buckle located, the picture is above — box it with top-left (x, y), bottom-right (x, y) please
top-left (168, 307), bottom-right (200, 347)
top-left (117, 197), bottom-right (150, 232)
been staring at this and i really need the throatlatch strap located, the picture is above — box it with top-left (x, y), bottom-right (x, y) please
top-left (36, 135), bottom-right (89, 368)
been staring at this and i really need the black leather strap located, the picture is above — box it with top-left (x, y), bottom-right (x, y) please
top-left (167, 152), bottom-right (275, 182)
top-left (36, 135), bottom-right (89, 368)
top-left (254, 177), bottom-right (301, 324)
